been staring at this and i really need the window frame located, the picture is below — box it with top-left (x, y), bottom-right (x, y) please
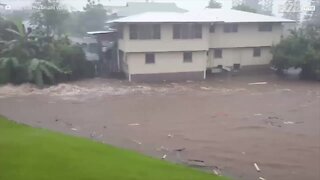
top-left (173, 23), bottom-right (202, 39)
top-left (129, 24), bottom-right (161, 40)
top-left (253, 47), bottom-right (262, 57)
top-left (214, 49), bottom-right (223, 58)
top-left (183, 52), bottom-right (193, 63)
top-left (223, 24), bottom-right (238, 33)
top-left (258, 23), bottom-right (273, 32)
top-left (145, 53), bottom-right (155, 64)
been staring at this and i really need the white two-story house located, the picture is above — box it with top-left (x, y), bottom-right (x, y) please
top-left (110, 9), bottom-right (293, 82)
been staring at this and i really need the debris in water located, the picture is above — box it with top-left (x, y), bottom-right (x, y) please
top-left (187, 159), bottom-right (206, 167)
top-left (128, 123), bottom-right (140, 126)
top-left (254, 113), bottom-right (263, 116)
top-left (279, 88), bottom-right (292, 92)
top-left (268, 116), bottom-right (279, 120)
top-left (162, 154), bottom-right (167, 159)
top-left (157, 146), bottom-right (169, 151)
top-left (213, 169), bottom-right (220, 176)
top-left (212, 168), bottom-right (222, 176)
top-left (132, 140), bottom-right (142, 145)
top-left (248, 82), bottom-right (268, 85)
top-left (90, 131), bottom-right (96, 138)
top-left (71, 128), bottom-right (78, 131)
top-left (167, 134), bottom-right (173, 138)
top-left (259, 177), bottom-right (266, 180)
top-left (189, 159), bottom-right (205, 163)
top-left (174, 148), bottom-right (186, 152)
top-left (200, 87), bottom-right (211, 90)
top-left (283, 121), bottom-right (295, 125)
top-left (254, 163), bottom-right (261, 172)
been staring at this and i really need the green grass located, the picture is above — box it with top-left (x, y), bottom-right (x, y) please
top-left (0, 116), bottom-right (228, 180)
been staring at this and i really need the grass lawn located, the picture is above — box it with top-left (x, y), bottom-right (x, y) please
top-left (0, 116), bottom-right (228, 180)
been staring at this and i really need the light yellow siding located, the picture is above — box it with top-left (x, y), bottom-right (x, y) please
top-left (127, 51), bottom-right (207, 75)
top-left (208, 47), bottom-right (272, 68)
top-left (118, 24), bottom-right (209, 52)
top-left (209, 23), bottom-right (282, 48)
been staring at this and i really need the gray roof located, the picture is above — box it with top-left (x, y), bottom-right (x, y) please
top-left (107, 2), bottom-right (187, 17)
top-left (110, 9), bottom-right (295, 23)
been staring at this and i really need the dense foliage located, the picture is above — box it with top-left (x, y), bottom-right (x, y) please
top-left (0, 17), bottom-right (95, 87)
top-left (65, 0), bottom-right (107, 36)
top-left (271, 27), bottom-right (320, 80)
top-left (232, 4), bottom-right (257, 13)
top-left (31, 0), bottom-right (69, 37)
top-left (207, 0), bottom-right (222, 9)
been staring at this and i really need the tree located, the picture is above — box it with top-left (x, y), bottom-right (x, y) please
top-left (305, 0), bottom-right (320, 27)
top-left (82, 0), bottom-right (107, 32)
top-left (233, 4), bottom-right (258, 13)
top-left (260, 0), bottom-right (274, 15)
top-left (28, 58), bottom-right (64, 87)
top-left (282, 0), bottom-right (301, 22)
top-left (207, 0), bottom-right (222, 8)
top-left (31, 0), bottom-right (69, 37)
top-left (64, 0), bottom-right (108, 36)
top-left (271, 28), bottom-right (320, 80)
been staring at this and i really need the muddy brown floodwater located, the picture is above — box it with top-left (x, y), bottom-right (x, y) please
top-left (0, 73), bottom-right (319, 180)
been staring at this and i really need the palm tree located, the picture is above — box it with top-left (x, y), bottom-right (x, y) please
top-left (28, 58), bottom-right (64, 87)
top-left (0, 57), bottom-right (21, 84)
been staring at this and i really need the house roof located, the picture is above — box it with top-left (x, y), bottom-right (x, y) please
top-left (109, 9), bottom-right (295, 23)
top-left (109, 2), bottom-right (187, 17)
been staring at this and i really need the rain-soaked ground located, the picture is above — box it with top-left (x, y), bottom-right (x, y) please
top-left (0, 72), bottom-right (319, 180)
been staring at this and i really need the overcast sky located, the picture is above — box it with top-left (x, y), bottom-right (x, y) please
top-left (2, 0), bottom-right (312, 15)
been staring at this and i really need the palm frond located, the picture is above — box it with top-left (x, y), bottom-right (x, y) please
top-left (40, 64), bottom-right (54, 82)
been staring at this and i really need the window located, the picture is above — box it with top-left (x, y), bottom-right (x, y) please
top-left (173, 24), bottom-right (202, 39)
top-left (183, 52), bottom-right (192, 63)
top-left (209, 24), bottom-right (215, 33)
top-left (129, 24), bottom-right (161, 40)
top-left (118, 24), bottom-right (124, 39)
top-left (258, 23), bottom-right (272, 32)
top-left (224, 24), bottom-right (238, 33)
top-left (214, 49), bottom-right (223, 58)
top-left (233, 64), bottom-right (240, 70)
top-left (145, 53), bottom-right (155, 64)
top-left (253, 47), bottom-right (261, 57)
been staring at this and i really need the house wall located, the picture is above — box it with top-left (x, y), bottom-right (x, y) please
top-left (118, 23), bottom-right (209, 52)
top-left (209, 23), bottom-right (282, 48)
top-left (126, 51), bottom-right (207, 82)
top-left (208, 47), bottom-right (272, 68)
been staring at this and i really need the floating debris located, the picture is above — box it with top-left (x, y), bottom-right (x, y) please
top-left (71, 128), bottom-right (78, 131)
top-left (283, 121), bottom-right (295, 125)
top-left (187, 159), bottom-right (207, 167)
top-left (248, 82), bottom-right (268, 85)
top-left (132, 140), bottom-right (142, 145)
top-left (254, 163), bottom-right (261, 172)
top-left (200, 87), bottom-right (211, 90)
top-left (162, 154), bottom-right (167, 159)
top-left (128, 123), bottom-right (140, 126)
top-left (174, 148), bottom-right (186, 152)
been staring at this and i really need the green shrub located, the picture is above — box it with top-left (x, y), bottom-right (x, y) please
top-left (56, 44), bottom-right (95, 81)
top-left (271, 28), bottom-right (320, 80)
